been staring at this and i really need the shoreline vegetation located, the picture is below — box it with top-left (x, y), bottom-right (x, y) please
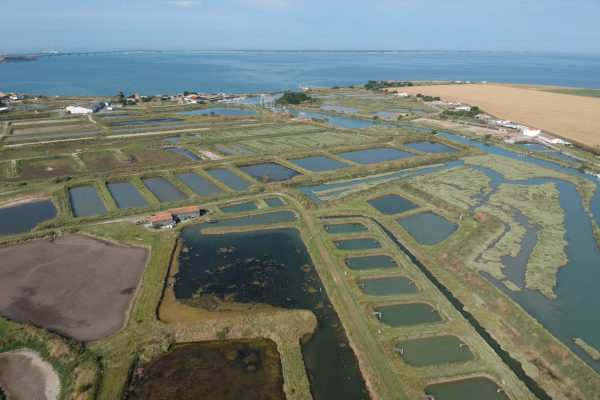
top-left (1, 84), bottom-right (600, 399)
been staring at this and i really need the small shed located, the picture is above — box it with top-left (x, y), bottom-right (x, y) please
top-left (169, 205), bottom-right (202, 221)
top-left (150, 213), bottom-right (174, 228)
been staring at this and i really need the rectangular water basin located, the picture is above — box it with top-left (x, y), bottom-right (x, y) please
top-left (239, 163), bottom-right (301, 183)
top-left (397, 212), bottom-right (458, 245)
top-left (335, 238), bottom-right (381, 250)
top-left (207, 169), bottom-right (251, 191)
top-left (375, 303), bottom-right (442, 326)
top-left (289, 156), bottom-right (351, 172)
top-left (142, 178), bottom-right (188, 203)
top-left (335, 148), bottom-right (415, 165)
top-left (345, 255), bottom-right (397, 270)
top-left (107, 182), bottom-right (148, 209)
top-left (176, 173), bottom-right (222, 197)
top-left (69, 186), bottom-right (107, 217)
top-left (368, 194), bottom-right (418, 215)
top-left (357, 276), bottom-right (417, 295)
top-left (395, 335), bottom-right (474, 366)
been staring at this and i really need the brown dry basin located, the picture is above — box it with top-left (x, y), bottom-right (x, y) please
top-left (0, 234), bottom-right (148, 342)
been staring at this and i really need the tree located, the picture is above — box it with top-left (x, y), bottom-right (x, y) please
top-left (183, 91), bottom-right (190, 96)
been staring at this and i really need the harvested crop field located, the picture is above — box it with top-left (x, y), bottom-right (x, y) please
top-left (18, 157), bottom-right (79, 180)
top-left (0, 350), bottom-right (60, 400)
top-left (390, 83), bottom-right (600, 146)
top-left (11, 124), bottom-right (95, 136)
top-left (0, 234), bottom-right (149, 342)
top-left (10, 118), bottom-right (81, 127)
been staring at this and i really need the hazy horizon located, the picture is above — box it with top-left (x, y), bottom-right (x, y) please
top-left (3, 0), bottom-right (599, 54)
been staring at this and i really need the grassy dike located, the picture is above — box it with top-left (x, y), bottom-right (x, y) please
top-left (317, 176), bottom-right (600, 399)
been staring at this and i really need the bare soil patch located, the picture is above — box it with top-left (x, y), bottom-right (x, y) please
top-left (82, 151), bottom-right (128, 171)
top-left (412, 117), bottom-right (502, 136)
top-left (11, 118), bottom-right (81, 127)
top-left (18, 158), bottom-right (79, 181)
top-left (390, 84), bottom-right (600, 146)
top-left (0, 234), bottom-right (149, 342)
top-left (12, 124), bottom-right (94, 136)
top-left (0, 349), bottom-right (60, 400)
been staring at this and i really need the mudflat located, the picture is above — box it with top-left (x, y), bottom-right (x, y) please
top-left (0, 234), bottom-right (149, 342)
top-left (389, 83), bottom-right (600, 146)
top-left (0, 350), bottom-right (60, 400)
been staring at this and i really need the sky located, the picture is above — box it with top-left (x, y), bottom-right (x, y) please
top-left (3, 0), bottom-right (599, 54)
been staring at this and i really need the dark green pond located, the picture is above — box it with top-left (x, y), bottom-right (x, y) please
top-left (335, 147), bottom-right (415, 165)
top-left (345, 255), bottom-right (397, 270)
top-left (368, 194), bottom-right (418, 215)
top-left (0, 200), bottom-right (57, 236)
top-left (239, 163), bottom-right (301, 183)
top-left (265, 198), bottom-right (285, 207)
top-left (397, 212), bottom-right (458, 245)
top-left (334, 238), bottom-right (381, 250)
top-left (174, 228), bottom-right (368, 399)
top-left (325, 223), bottom-right (367, 234)
top-left (404, 141), bottom-right (458, 154)
top-left (375, 303), bottom-right (442, 327)
top-left (127, 339), bottom-right (284, 400)
top-left (207, 169), bottom-right (251, 191)
top-left (395, 335), bottom-right (473, 366)
top-left (176, 173), bottom-right (222, 197)
top-left (425, 377), bottom-right (508, 400)
top-left (69, 186), bottom-right (107, 217)
top-left (221, 202), bottom-right (258, 213)
top-left (357, 276), bottom-right (417, 295)
top-left (107, 182), bottom-right (148, 209)
top-left (142, 177), bottom-right (188, 203)
top-left (290, 156), bottom-right (351, 172)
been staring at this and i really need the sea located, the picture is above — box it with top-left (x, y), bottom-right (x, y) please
top-left (1, 51), bottom-right (599, 95)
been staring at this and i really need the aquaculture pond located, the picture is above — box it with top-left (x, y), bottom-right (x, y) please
top-left (207, 169), bottom-right (251, 190)
top-left (220, 202), bottom-right (258, 213)
top-left (160, 136), bottom-right (181, 143)
top-left (404, 141), bottom-right (458, 154)
top-left (114, 122), bottom-right (210, 133)
top-left (214, 145), bottom-right (239, 155)
top-left (395, 335), bottom-right (474, 366)
top-left (375, 303), bottom-right (442, 327)
top-left (110, 118), bottom-right (183, 126)
top-left (334, 238), bottom-right (381, 250)
top-left (425, 377), bottom-right (508, 400)
top-left (288, 109), bottom-right (393, 129)
top-left (547, 152), bottom-right (579, 163)
top-left (0, 200), bottom-right (57, 236)
top-left (320, 105), bottom-right (361, 114)
top-left (335, 147), bottom-right (415, 165)
top-left (127, 339), bottom-right (284, 400)
top-left (231, 144), bottom-right (255, 154)
top-left (345, 255), bottom-right (397, 270)
top-left (142, 178), bottom-right (188, 203)
top-left (177, 107), bottom-right (258, 116)
top-left (289, 156), bottom-right (351, 172)
top-left (357, 276), bottom-right (417, 296)
top-left (265, 198), bottom-right (285, 207)
top-left (397, 212), bottom-right (458, 245)
top-left (168, 147), bottom-right (200, 160)
top-left (107, 182), bottom-right (148, 209)
top-left (517, 143), bottom-right (546, 151)
top-left (239, 163), bottom-right (301, 183)
top-left (173, 227), bottom-right (368, 400)
top-left (176, 173), bottom-right (222, 196)
top-left (69, 186), bottom-right (107, 217)
top-left (325, 223), bottom-right (367, 234)
top-left (402, 123), bottom-right (600, 372)
top-left (368, 194), bottom-right (418, 215)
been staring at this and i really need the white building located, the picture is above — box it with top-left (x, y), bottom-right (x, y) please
top-left (454, 105), bottom-right (471, 111)
top-left (520, 127), bottom-right (541, 137)
top-left (395, 92), bottom-right (409, 98)
top-left (66, 105), bottom-right (93, 114)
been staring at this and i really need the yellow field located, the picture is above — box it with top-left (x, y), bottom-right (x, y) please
top-left (388, 84), bottom-right (600, 146)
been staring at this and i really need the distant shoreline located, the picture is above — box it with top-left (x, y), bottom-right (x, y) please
top-left (0, 55), bottom-right (38, 64)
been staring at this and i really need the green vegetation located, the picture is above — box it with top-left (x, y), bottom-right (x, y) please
top-left (542, 88), bottom-right (600, 99)
top-left (441, 106), bottom-right (481, 118)
top-left (416, 94), bottom-right (441, 102)
top-left (574, 338), bottom-right (600, 360)
top-left (364, 80), bottom-right (414, 90)
top-left (275, 92), bottom-right (316, 105)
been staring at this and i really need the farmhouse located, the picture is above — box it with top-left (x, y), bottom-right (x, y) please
top-left (169, 205), bottom-right (202, 221)
top-left (150, 213), bottom-right (174, 228)
top-left (521, 127), bottom-right (541, 137)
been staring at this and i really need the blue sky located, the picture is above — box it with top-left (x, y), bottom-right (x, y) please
top-left (3, 0), bottom-right (599, 53)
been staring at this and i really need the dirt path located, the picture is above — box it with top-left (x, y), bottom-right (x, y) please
top-left (0, 349), bottom-right (60, 400)
top-left (0, 121), bottom-right (7, 138)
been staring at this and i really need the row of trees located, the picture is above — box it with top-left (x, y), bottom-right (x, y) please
top-left (364, 80), bottom-right (414, 90)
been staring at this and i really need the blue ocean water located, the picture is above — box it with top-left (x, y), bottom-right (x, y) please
top-left (1, 51), bottom-right (599, 95)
